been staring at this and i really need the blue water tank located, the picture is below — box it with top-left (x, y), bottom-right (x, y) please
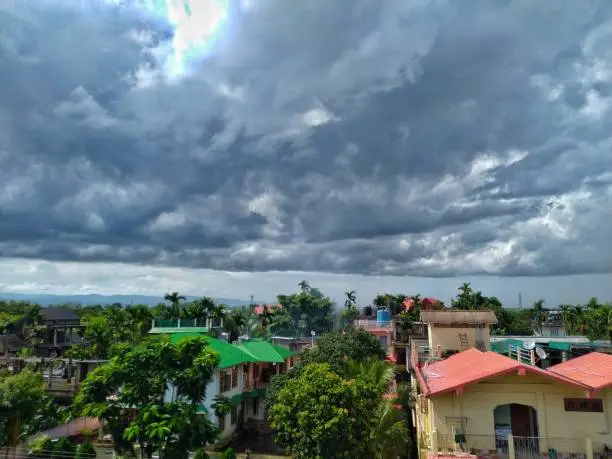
top-left (376, 309), bottom-right (390, 324)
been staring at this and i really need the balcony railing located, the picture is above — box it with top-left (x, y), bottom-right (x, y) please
top-left (429, 433), bottom-right (596, 459)
top-left (243, 379), bottom-right (267, 392)
top-left (355, 319), bottom-right (393, 330)
top-left (151, 318), bottom-right (210, 328)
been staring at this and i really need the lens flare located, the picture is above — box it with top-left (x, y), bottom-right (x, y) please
top-left (165, 0), bottom-right (228, 72)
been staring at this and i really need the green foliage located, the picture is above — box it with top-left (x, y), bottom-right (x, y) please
top-left (52, 437), bottom-right (75, 459)
top-left (74, 336), bottom-right (220, 457)
top-left (268, 363), bottom-right (380, 459)
top-left (300, 328), bottom-right (386, 374)
top-left (75, 441), bottom-right (96, 459)
top-left (221, 448), bottom-right (237, 459)
top-left (272, 283), bottom-right (335, 337)
top-left (211, 394), bottom-right (231, 417)
top-left (27, 435), bottom-right (54, 459)
top-left (0, 370), bottom-right (61, 447)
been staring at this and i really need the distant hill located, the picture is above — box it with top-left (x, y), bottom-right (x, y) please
top-left (0, 292), bottom-right (257, 307)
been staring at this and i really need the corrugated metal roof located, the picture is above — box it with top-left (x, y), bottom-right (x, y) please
top-left (420, 310), bottom-right (498, 325)
top-left (549, 352), bottom-right (612, 391)
top-left (169, 333), bottom-right (256, 368)
top-left (237, 339), bottom-right (294, 363)
top-left (414, 348), bottom-right (589, 396)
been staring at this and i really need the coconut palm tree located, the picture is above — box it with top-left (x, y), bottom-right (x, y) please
top-left (531, 300), bottom-right (547, 335)
top-left (344, 290), bottom-right (357, 309)
top-left (164, 292), bottom-right (186, 318)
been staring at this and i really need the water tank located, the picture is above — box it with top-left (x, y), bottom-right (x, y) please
top-left (376, 309), bottom-right (390, 325)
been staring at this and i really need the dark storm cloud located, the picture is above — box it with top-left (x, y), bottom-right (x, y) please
top-left (1, 0), bottom-right (612, 276)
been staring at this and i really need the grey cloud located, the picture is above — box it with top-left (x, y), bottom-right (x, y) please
top-left (1, 0), bottom-right (612, 277)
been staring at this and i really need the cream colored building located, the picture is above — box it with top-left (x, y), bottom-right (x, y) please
top-left (412, 348), bottom-right (612, 459)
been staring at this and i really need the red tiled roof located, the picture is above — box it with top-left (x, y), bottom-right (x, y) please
top-left (253, 304), bottom-right (281, 315)
top-left (549, 352), bottom-right (612, 391)
top-left (414, 348), bottom-right (590, 397)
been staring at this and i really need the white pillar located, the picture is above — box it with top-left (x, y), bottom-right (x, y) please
top-left (431, 429), bottom-right (438, 455)
top-left (586, 437), bottom-right (593, 459)
top-left (507, 434), bottom-right (515, 459)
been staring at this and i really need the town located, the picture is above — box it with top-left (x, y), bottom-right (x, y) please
top-left (0, 281), bottom-right (611, 459)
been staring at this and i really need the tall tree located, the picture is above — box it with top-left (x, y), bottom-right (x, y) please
top-left (164, 292), bottom-right (187, 318)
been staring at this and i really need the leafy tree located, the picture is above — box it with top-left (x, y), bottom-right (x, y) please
top-left (373, 294), bottom-right (408, 316)
top-left (75, 441), bottom-right (97, 459)
top-left (344, 290), bottom-right (357, 309)
top-left (0, 370), bottom-right (61, 448)
top-left (274, 284), bottom-right (335, 337)
top-left (269, 363), bottom-right (379, 459)
top-left (74, 336), bottom-right (220, 458)
top-left (300, 328), bottom-right (386, 374)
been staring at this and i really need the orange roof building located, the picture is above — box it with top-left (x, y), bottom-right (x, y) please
top-left (549, 352), bottom-right (612, 392)
top-left (410, 348), bottom-right (612, 458)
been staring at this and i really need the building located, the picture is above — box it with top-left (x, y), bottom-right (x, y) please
top-left (0, 307), bottom-right (85, 358)
top-left (411, 348), bottom-right (612, 459)
top-left (420, 310), bottom-right (498, 356)
top-left (538, 311), bottom-right (568, 337)
top-left (150, 322), bottom-right (295, 440)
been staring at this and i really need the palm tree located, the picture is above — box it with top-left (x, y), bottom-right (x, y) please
top-left (344, 290), bottom-right (357, 309)
top-left (344, 358), bottom-right (395, 393)
top-left (345, 359), bottom-right (410, 458)
top-left (209, 303), bottom-right (227, 328)
top-left (164, 292), bottom-right (186, 319)
top-left (559, 304), bottom-right (572, 334)
top-left (369, 399), bottom-right (411, 459)
top-left (298, 280), bottom-right (311, 293)
top-left (531, 300), bottom-right (547, 335)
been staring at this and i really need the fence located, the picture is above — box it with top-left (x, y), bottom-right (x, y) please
top-left (429, 433), bottom-right (596, 459)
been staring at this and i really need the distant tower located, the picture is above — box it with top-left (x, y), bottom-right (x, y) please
top-left (519, 293), bottom-right (523, 309)
top-left (250, 294), bottom-right (254, 306)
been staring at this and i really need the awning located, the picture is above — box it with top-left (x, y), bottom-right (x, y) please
top-left (547, 342), bottom-right (573, 351)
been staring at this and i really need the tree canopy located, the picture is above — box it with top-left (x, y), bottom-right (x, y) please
top-left (74, 336), bottom-right (220, 458)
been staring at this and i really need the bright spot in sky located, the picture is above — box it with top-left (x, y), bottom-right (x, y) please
top-left (165, 0), bottom-right (228, 72)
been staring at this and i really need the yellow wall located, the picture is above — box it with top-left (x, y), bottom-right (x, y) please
top-left (428, 324), bottom-right (491, 352)
top-left (417, 373), bottom-right (612, 455)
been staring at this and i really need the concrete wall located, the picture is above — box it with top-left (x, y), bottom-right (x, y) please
top-left (419, 373), bottom-right (611, 455)
top-left (428, 324), bottom-right (490, 352)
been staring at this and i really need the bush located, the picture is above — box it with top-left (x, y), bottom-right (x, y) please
top-left (75, 441), bottom-right (96, 459)
top-left (51, 437), bottom-right (74, 459)
top-left (27, 435), bottom-right (54, 459)
top-left (221, 448), bottom-right (236, 459)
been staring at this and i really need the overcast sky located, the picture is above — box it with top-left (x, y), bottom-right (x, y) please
top-left (1, 0), bottom-right (612, 307)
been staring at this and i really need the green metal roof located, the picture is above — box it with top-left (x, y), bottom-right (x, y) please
top-left (236, 339), bottom-right (295, 363)
top-left (149, 327), bottom-right (210, 334)
top-left (491, 339), bottom-right (525, 354)
top-left (168, 333), bottom-right (257, 369)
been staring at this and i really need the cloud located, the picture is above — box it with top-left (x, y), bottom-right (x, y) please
top-left (1, 0), bottom-right (612, 277)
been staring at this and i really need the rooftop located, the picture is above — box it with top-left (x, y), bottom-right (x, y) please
top-left (420, 310), bottom-right (498, 325)
top-left (413, 348), bottom-right (589, 397)
top-left (159, 329), bottom-right (295, 369)
top-left (549, 352), bottom-right (612, 391)
top-left (41, 307), bottom-right (80, 322)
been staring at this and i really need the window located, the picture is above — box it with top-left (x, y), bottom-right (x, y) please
top-left (231, 366), bottom-right (239, 388)
top-left (253, 398), bottom-right (259, 416)
top-left (564, 398), bottom-right (603, 413)
top-left (220, 371), bottom-right (232, 392)
top-left (218, 414), bottom-right (226, 431)
top-left (231, 405), bottom-right (238, 425)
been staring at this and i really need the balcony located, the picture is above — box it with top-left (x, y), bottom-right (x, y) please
top-left (355, 319), bottom-right (393, 331)
top-left (151, 318), bottom-right (210, 329)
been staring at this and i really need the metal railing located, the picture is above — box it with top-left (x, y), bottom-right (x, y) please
top-left (355, 319), bottom-right (393, 330)
top-left (152, 318), bottom-right (209, 328)
top-left (431, 433), bottom-right (592, 459)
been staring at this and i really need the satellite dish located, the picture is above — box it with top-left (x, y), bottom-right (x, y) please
top-left (524, 339), bottom-right (536, 350)
top-left (535, 347), bottom-right (547, 360)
